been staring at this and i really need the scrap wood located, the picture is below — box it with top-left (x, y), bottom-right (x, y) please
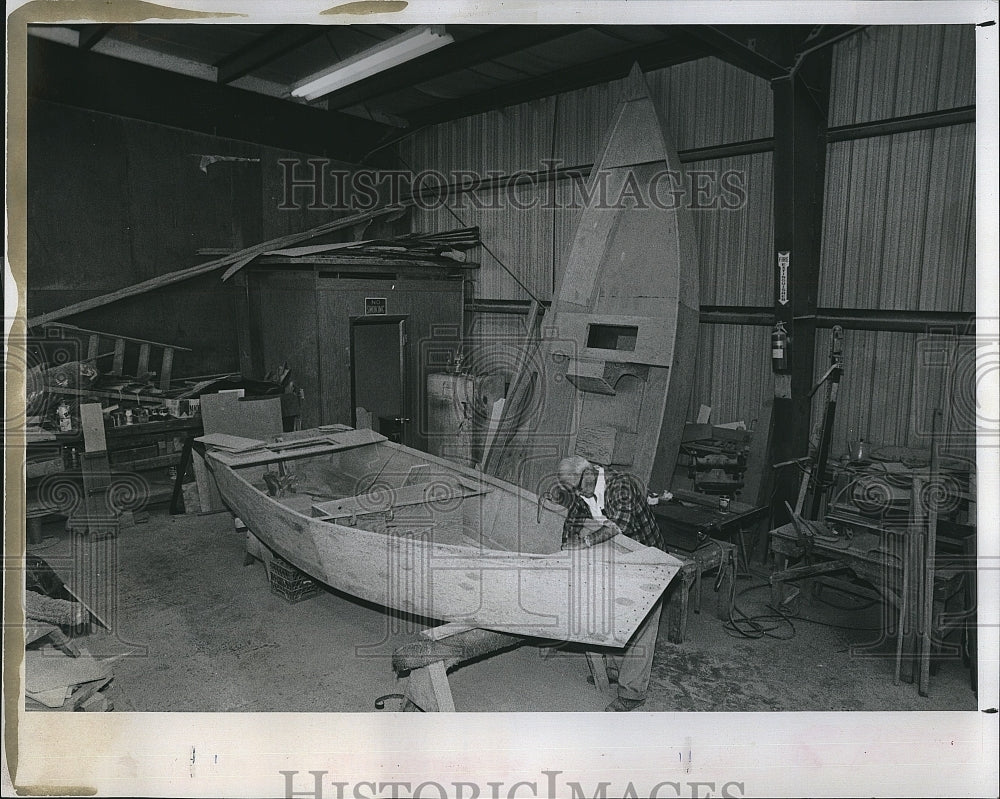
top-left (196, 433), bottom-right (268, 452)
top-left (27, 204), bottom-right (412, 327)
top-left (26, 676), bottom-right (113, 711)
top-left (25, 591), bottom-right (88, 627)
top-left (266, 240), bottom-right (375, 258)
top-left (261, 227), bottom-right (478, 261)
top-left (24, 649), bottom-right (114, 695)
top-left (25, 685), bottom-right (72, 708)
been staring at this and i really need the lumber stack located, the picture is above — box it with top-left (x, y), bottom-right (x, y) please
top-left (266, 226), bottom-right (481, 264)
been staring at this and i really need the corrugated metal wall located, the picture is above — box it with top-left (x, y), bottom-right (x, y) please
top-left (401, 56), bottom-right (775, 427)
top-left (828, 26), bottom-right (975, 126)
top-left (816, 24), bottom-right (976, 459)
top-left (399, 25), bottom-right (976, 460)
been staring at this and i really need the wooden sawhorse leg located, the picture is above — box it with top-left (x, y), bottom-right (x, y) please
top-left (393, 626), bottom-right (523, 712)
top-left (585, 651), bottom-right (611, 692)
top-left (402, 661), bottom-right (456, 712)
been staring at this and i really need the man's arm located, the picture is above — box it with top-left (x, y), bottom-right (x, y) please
top-left (603, 474), bottom-right (638, 536)
top-left (562, 518), bottom-right (621, 549)
top-left (561, 496), bottom-right (621, 549)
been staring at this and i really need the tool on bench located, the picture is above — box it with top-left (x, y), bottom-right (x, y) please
top-left (769, 501), bottom-right (850, 591)
top-left (805, 326), bottom-right (844, 519)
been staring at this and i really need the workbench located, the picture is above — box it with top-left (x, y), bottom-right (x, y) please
top-left (651, 494), bottom-right (768, 571)
top-left (26, 416), bottom-right (203, 533)
top-left (769, 517), bottom-right (974, 691)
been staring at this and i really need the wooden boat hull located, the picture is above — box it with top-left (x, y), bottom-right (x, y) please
top-left (207, 431), bottom-right (682, 647)
top-left (490, 67), bottom-right (700, 496)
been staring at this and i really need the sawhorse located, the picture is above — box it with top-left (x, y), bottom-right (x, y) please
top-left (392, 623), bottom-right (525, 711)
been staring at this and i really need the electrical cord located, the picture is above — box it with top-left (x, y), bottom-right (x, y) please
top-left (721, 580), bottom-right (885, 640)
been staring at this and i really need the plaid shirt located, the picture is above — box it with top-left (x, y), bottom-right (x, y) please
top-left (560, 469), bottom-right (664, 550)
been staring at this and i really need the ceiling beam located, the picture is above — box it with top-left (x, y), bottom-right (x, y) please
top-left (325, 25), bottom-right (586, 111)
top-left (77, 24), bottom-right (114, 51)
top-left (216, 26), bottom-right (325, 85)
top-left (679, 25), bottom-right (792, 80)
top-left (405, 34), bottom-right (711, 128)
top-left (28, 37), bottom-right (391, 161)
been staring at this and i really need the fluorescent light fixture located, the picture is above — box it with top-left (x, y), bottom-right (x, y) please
top-left (290, 25), bottom-right (454, 102)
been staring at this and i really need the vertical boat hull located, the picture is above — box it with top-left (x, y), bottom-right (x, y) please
top-left (490, 67), bottom-right (700, 496)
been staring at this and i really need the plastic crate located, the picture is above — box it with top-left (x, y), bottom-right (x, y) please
top-left (265, 556), bottom-right (321, 603)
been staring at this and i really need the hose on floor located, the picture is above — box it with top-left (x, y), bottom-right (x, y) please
top-left (721, 579), bottom-right (885, 640)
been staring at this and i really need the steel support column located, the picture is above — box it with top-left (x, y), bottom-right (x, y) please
top-left (770, 52), bottom-right (832, 522)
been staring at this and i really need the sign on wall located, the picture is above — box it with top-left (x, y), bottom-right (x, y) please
top-left (365, 297), bottom-right (387, 315)
top-left (777, 251), bottom-right (790, 306)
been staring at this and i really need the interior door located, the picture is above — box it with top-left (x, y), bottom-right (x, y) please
top-left (350, 316), bottom-right (408, 444)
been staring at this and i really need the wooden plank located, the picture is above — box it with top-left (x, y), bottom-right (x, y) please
top-left (420, 622), bottom-right (477, 641)
top-left (403, 662), bottom-right (455, 712)
top-left (79, 403), bottom-right (107, 453)
top-left (26, 205), bottom-right (411, 327)
top-left (208, 438), bottom-right (372, 468)
top-left (136, 343), bottom-right (150, 376)
top-left (481, 300), bottom-right (542, 476)
top-left (40, 385), bottom-right (166, 405)
top-left (192, 450), bottom-right (225, 512)
top-left (586, 652), bottom-right (610, 692)
top-left (919, 408), bottom-right (943, 697)
top-left (159, 348), bottom-right (175, 391)
top-left (86, 334), bottom-right (100, 360)
top-left (266, 240), bottom-right (375, 257)
top-left (201, 392), bottom-right (282, 441)
top-left (743, 397), bottom-right (774, 506)
top-left (426, 661), bottom-right (456, 711)
top-left (312, 478), bottom-right (490, 519)
top-left (111, 338), bottom-right (126, 376)
top-left (232, 272), bottom-right (256, 379)
top-left (900, 476), bottom-right (923, 684)
top-left (40, 322), bottom-right (192, 351)
top-left (195, 433), bottom-right (268, 452)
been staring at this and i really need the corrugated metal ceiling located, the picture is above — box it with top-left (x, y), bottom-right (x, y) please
top-left (26, 23), bottom-right (846, 130)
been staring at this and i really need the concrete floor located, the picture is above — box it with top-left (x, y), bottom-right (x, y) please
top-left (26, 506), bottom-right (978, 713)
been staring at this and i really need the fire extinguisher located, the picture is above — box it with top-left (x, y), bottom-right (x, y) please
top-left (772, 321), bottom-right (789, 372)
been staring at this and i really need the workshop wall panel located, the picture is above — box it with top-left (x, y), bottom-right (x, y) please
top-left (647, 57), bottom-right (774, 150)
top-left (260, 147), bottom-right (368, 240)
top-left (687, 151), bottom-right (774, 307)
top-left (828, 25), bottom-right (975, 127)
top-left (26, 100), bottom-right (257, 375)
top-left (688, 323), bottom-right (773, 432)
top-left (820, 123), bottom-right (975, 312)
top-left (409, 181), bottom-right (555, 301)
top-left (812, 327), bottom-right (977, 463)
top-left (400, 56), bottom-right (774, 305)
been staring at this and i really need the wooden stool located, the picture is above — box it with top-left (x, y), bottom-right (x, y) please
top-left (662, 540), bottom-right (737, 644)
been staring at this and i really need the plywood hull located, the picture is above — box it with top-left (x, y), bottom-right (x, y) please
top-left (207, 435), bottom-right (681, 647)
top-left (490, 69), bottom-right (700, 496)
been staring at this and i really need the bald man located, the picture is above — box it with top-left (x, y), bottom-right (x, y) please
top-left (555, 455), bottom-right (665, 711)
